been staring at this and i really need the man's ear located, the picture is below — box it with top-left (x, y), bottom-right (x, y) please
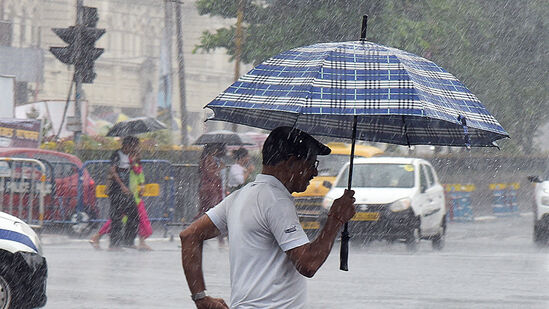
top-left (286, 156), bottom-right (307, 176)
top-left (285, 155), bottom-right (300, 167)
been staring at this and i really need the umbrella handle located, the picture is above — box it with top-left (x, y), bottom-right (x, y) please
top-left (339, 223), bottom-right (350, 271)
top-left (340, 115), bottom-right (358, 271)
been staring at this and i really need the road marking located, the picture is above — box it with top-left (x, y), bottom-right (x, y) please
top-left (474, 216), bottom-right (496, 221)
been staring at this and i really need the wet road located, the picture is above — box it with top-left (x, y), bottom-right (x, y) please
top-left (42, 213), bottom-right (549, 308)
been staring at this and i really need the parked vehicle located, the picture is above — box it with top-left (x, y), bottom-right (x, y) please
top-left (0, 211), bottom-right (47, 308)
top-left (293, 142), bottom-right (383, 237)
top-left (0, 148), bottom-right (98, 234)
top-left (322, 157), bottom-right (446, 251)
top-left (527, 174), bottom-right (549, 245)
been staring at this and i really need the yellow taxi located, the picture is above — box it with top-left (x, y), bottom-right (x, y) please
top-left (293, 142), bottom-right (383, 237)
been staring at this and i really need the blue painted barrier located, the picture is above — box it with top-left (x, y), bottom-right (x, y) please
top-left (490, 183), bottom-right (519, 216)
top-left (444, 184), bottom-right (474, 222)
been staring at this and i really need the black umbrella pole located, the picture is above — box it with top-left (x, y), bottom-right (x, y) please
top-left (340, 116), bottom-right (358, 271)
top-left (340, 222), bottom-right (350, 271)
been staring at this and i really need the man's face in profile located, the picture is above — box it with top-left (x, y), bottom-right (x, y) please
top-left (289, 155), bottom-right (318, 193)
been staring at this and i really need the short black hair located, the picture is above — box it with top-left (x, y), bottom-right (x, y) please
top-left (262, 126), bottom-right (330, 166)
top-left (233, 148), bottom-right (249, 161)
top-left (122, 136), bottom-right (139, 147)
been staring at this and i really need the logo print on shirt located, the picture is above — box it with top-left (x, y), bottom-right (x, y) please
top-left (284, 225), bottom-right (297, 233)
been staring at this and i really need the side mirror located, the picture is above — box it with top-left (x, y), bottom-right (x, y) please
top-left (528, 175), bottom-right (542, 183)
top-left (322, 180), bottom-right (332, 189)
top-left (420, 183), bottom-right (427, 193)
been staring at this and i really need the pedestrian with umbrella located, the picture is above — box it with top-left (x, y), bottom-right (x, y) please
top-left (105, 135), bottom-right (141, 250)
top-left (180, 126), bottom-right (356, 308)
top-left (201, 15), bottom-right (508, 271)
top-left (102, 116), bottom-right (167, 250)
top-left (195, 143), bottom-right (227, 251)
top-left (193, 130), bottom-right (253, 227)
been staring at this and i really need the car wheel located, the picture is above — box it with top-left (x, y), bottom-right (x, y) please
top-left (533, 223), bottom-right (547, 247)
top-left (0, 272), bottom-right (12, 309)
top-left (0, 264), bottom-right (27, 309)
top-left (405, 227), bottom-right (420, 252)
top-left (432, 218), bottom-right (446, 250)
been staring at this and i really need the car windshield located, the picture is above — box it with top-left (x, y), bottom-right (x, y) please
top-left (317, 154), bottom-right (351, 176)
top-left (335, 163), bottom-right (415, 188)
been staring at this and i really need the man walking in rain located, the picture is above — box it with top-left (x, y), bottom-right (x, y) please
top-left (180, 126), bottom-right (356, 308)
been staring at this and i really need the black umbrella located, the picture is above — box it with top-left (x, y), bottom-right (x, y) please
top-left (193, 130), bottom-right (254, 146)
top-left (106, 117), bottom-right (167, 137)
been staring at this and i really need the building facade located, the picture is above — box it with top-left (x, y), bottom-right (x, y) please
top-left (0, 0), bottom-right (249, 142)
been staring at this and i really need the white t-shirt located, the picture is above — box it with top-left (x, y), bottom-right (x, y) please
top-left (227, 163), bottom-right (246, 189)
top-left (117, 150), bottom-right (130, 169)
top-left (207, 174), bottom-right (310, 309)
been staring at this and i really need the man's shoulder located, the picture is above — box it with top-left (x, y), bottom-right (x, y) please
top-left (250, 181), bottom-right (292, 205)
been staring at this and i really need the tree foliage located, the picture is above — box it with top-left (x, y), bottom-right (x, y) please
top-left (195, 0), bottom-right (549, 153)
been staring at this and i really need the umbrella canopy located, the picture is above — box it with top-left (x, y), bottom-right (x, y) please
top-left (193, 130), bottom-right (254, 146)
top-left (106, 117), bottom-right (167, 137)
top-left (206, 42), bottom-right (508, 147)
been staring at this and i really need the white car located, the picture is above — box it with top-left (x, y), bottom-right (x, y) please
top-left (0, 212), bottom-right (47, 308)
top-left (527, 175), bottom-right (549, 245)
top-left (322, 157), bottom-right (446, 251)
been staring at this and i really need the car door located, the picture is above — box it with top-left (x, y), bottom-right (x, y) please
top-left (426, 164), bottom-right (445, 229)
top-left (414, 164), bottom-right (431, 233)
top-left (419, 164), bottom-right (442, 235)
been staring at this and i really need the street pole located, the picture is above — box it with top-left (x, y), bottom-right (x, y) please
top-left (74, 0), bottom-right (83, 145)
top-left (163, 0), bottom-right (174, 138)
top-left (174, 0), bottom-right (188, 146)
top-left (231, 0), bottom-right (244, 133)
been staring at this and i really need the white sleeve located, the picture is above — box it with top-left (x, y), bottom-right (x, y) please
top-left (265, 197), bottom-right (309, 251)
top-left (206, 199), bottom-right (228, 235)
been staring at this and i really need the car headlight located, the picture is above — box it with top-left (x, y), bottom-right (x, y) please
top-left (543, 187), bottom-right (549, 194)
top-left (389, 198), bottom-right (412, 212)
top-left (322, 196), bottom-right (335, 210)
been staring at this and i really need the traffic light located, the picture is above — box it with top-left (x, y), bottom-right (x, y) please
top-left (50, 6), bottom-right (105, 83)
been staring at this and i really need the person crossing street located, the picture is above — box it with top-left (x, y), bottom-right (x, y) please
top-left (180, 126), bottom-right (356, 308)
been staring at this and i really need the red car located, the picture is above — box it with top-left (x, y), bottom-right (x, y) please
top-left (0, 148), bottom-right (98, 233)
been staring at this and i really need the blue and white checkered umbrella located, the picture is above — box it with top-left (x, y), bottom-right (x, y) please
top-left (205, 30), bottom-right (509, 271)
top-left (206, 41), bottom-right (508, 147)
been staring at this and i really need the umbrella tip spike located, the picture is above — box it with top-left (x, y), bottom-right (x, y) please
top-left (360, 15), bottom-right (368, 41)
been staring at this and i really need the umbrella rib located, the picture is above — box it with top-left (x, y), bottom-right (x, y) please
top-left (402, 115), bottom-right (411, 147)
top-left (292, 113), bottom-right (300, 128)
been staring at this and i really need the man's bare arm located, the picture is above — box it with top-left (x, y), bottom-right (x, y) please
top-left (286, 189), bottom-right (355, 278)
top-left (180, 215), bottom-right (228, 308)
